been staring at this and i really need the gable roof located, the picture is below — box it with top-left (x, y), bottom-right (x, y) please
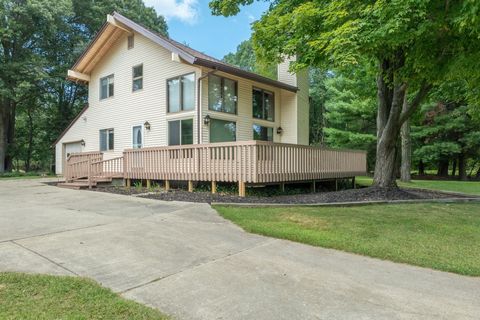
top-left (69, 12), bottom-right (298, 92)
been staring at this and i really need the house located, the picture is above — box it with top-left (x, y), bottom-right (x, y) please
top-left (55, 12), bottom-right (366, 195)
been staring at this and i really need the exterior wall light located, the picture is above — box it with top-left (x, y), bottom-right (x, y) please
top-left (144, 121), bottom-right (151, 130)
top-left (203, 115), bottom-right (211, 125)
top-left (276, 127), bottom-right (283, 135)
top-left (80, 139), bottom-right (86, 147)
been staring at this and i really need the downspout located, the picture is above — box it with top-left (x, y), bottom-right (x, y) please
top-left (197, 69), bottom-right (217, 144)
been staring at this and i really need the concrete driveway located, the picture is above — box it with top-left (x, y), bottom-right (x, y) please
top-left (0, 178), bottom-right (479, 320)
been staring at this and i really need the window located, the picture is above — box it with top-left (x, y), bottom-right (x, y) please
top-left (253, 125), bottom-right (273, 141)
top-left (132, 64), bottom-right (143, 92)
top-left (132, 126), bottom-right (143, 149)
top-left (168, 119), bottom-right (193, 145)
top-left (128, 35), bottom-right (134, 49)
top-left (99, 129), bottom-right (114, 151)
top-left (208, 75), bottom-right (237, 114)
top-left (100, 74), bottom-right (114, 100)
top-left (167, 73), bottom-right (195, 113)
top-left (252, 88), bottom-right (274, 121)
top-left (210, 119), bottom-right (236, 143)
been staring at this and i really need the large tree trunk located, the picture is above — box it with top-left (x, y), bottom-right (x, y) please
top-left (437, 159), bottom-right (449, 177)
top-left (25, 109), bottom-right (34, 172)
top-left (0, 99), bottom-right (16, 173)
top-left (458, 154), bottom-right (467, 181)
top-left (400, 94), bottom-right (411, 182)
top-left (372, 57), bottom-right (431, 188)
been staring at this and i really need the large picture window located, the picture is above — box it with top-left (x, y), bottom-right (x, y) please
top-left (208, 75), bottom-right (237, 114)
top-left (132, 126), bottom-right (143, 149)
top-left (100, 74), bottom-right (114, 100)
top-left (132, 64), bottom-right (143, 92)
top-left (252, 88), bottom-right (274, 121)
top-left (168, 73), bottom-right (195, 113)
top-left (253, 125), bottom-right (273, 142)
top-left (210, 119), bottom-right (236, 143)
top-left (99, 129), bottom-right (114, 151)
top-left (168, 119), bottom-right (193, 145)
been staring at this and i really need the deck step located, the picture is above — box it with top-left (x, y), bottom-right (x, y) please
top-left (57, 182), bottom-right (93, 190)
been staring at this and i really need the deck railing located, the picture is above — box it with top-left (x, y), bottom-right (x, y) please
top-left (90, 156), bottom-right (124, 179)
top-left (123, 141), bottom-right (367, 184)
top-left (64, 152), bottom-right (103, 182)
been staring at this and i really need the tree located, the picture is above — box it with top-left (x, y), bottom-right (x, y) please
top-left (223, 39), bottom-right (276, 79)
top-left (0, 0), bottom-right (168, 173)
top-left (209, 0), bottom-right (480, 188)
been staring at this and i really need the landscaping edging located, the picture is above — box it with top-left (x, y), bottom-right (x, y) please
top-left (213, 197), bottom-right (480, 207)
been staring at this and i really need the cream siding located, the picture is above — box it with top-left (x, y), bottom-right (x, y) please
top-left (56, 32), bottom-right (200, 174)
top-left (200, 68), bottom-right (282, 144)
top-left (56, 32), bottom-right (309, 175)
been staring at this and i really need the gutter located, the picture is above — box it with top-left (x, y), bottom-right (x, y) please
top-left (197, 69), bottom-right (217, 144)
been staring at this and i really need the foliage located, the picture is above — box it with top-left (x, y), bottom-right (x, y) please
top-left (0, 0), bottom-right (168, 173)
top-left (215, 202), bottom-right (480, 276)
top-left (223, 39), bottom-right (276, 79)
top-left (210, 0), bottom-right (480, 187)
top-left (0, 272), bottom-right (169, 319)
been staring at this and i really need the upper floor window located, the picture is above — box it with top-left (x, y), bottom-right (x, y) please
top-left (99, 128), bottom-right (114, 151)
top-left (132, 64), bottom-right (143, 92)
top-left (253, 88), bottom-right (274, 121)
top-left (208, 74), bottom-right (237, 114)
top-left (128, 35), bottom-right (134, 49)
top-left (168, 73), bottom-right (195, 113)
top-left (100, 74), bottom-right (114, 100)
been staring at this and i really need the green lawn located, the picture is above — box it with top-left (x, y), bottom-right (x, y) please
top-left (0, 273), bottom-right (169, 319)
top-left (214, 202), bottom-right (480, 276)
top-left (356, 176), bottom-right (480, 196)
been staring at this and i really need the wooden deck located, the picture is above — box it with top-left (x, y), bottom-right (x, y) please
top-left (64, 141), bottom-right (367, 196)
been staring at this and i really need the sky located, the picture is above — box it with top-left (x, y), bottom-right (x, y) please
top-left (143, 0), bottom-right (270, 59)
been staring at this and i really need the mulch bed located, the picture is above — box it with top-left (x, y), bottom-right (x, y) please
top-left (94, 185), bottom-right (475, 204)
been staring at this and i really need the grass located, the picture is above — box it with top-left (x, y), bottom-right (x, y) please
top-left (214, 202), bottom-right (480, 276)
top-left (0, 273), bottom-right (169, 319)
top-left (0, 172), bottom-right (55, 180)
top-left (356, 176), bottom-right (480, 196)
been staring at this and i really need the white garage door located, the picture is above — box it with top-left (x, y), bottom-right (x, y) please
top-left (64, 141), bottom-right (82, 160)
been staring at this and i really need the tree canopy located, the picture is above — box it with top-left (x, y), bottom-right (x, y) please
top-left (211, 0), bottom-right (480, 187)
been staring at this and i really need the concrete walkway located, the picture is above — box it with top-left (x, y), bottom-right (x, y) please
top-left (0, 178), bottom-right (479, 320)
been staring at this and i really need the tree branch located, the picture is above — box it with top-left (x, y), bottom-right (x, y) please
top-left (399, 82), bottom-right (433, 126)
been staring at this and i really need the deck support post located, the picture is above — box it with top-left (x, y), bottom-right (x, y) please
top-left (126, 178), bottom-right (131, 188)
top-left (335, 179), bottom-right (338, 191)
top-left (238, 181), bottom-right (246, 197)
top-left (311, 180), bottom-right (316, 193)
top-left (279, 183), bottom-right (285, 193)
top-left (165, 180), bottom-right (170, 191)
top-left (146, 179), bottom-right (151, 189)
top-left (352, 177), bottom-right (356, 189)
top-left (211, 181), bottom-right (217, 194)
top-left (188, 180), bottom-right (194, 192)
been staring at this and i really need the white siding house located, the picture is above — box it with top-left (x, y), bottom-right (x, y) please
top-left (55, 12), bottom-right (309, 175)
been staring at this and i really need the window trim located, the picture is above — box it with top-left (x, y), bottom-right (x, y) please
top-left (168, 118), bottom-right (194, 146)
top-left (99, 128), bottom-right (114, 151)
top-left (99, 74), bottom-right (114, 100)
top-left (252, 124), bottom-right (274, 142)
top-left (252, 87), bottom-right (275, 122)
top-left (166, 72), bottom-right (196, 114)
top-left (209, 118), bottom-right (237, 143)
top-left (132, 64), bottom-right (143, 92)
top-left (132, 125), bottom-right (143, 149)
top-left (208, 74), bottom-right (238, 115)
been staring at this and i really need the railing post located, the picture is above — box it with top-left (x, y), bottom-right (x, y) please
top-left (88, 156), bottom-right (92, 189)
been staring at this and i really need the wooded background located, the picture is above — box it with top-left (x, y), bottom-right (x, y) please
top-left (1, 0), bottom-right (479, 184)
